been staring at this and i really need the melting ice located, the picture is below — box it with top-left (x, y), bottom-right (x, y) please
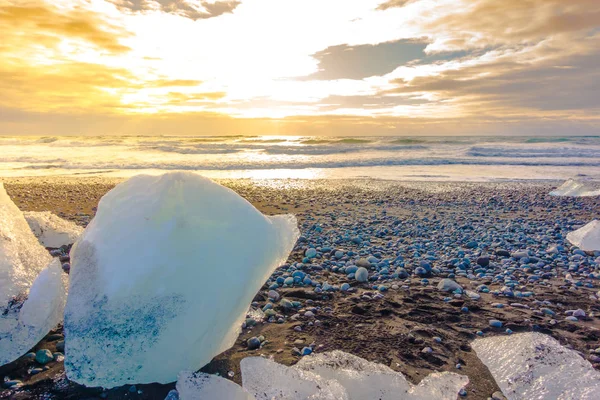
top-left (0, 183), bottom-right (67, 366)
top-left (176, 351), bottom-right (468, 400)
top-left (64, 172), bottom-right (299, 388)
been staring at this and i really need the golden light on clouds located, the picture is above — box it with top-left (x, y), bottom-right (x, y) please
top-left (0, 0), bottom-right (599, 135)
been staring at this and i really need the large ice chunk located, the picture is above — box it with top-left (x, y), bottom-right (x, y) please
top-left (177, 371), bottom-right (256, 400)
top-left (0, 260), bottom-right (67, 365)
top-left (567, 220), bottom-right (600, 252)
top-left (0, 183), bottom-right (66, 365)
top-left (549, 179), bottom-right (600, 197)
top-left (238, 351), bottom-right (468, 400)
top-left (294, 350), bottom-right (469, 400)
top-left (241, 356), bottom-right (348, 400)
top-left (472, 332), bottom-right (600, 400)
top-left (64, 172), bottom-right (299, 388)
top-left (24, 211), bottom-right (83, 248)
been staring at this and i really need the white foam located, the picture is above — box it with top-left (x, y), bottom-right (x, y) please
top-left (472, 332), bottom-right (600, 400)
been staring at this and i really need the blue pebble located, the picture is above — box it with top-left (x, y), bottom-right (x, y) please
top-left (489, 319), bottom-right (503, 328)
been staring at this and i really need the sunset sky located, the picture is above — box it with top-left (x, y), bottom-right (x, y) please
top-left (1, 0), bottom-right (599, 136)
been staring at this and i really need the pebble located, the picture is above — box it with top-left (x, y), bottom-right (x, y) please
top-left (247, 337), bottom-right (261, 350)
top-left (489, 320), bottom-right (503, 328)
top-left (437, 279), bottom-right (462, 292)
top-left (35, 349), bottom-right (54, 364)
top-left (355, 267), bottom-right (369, 282)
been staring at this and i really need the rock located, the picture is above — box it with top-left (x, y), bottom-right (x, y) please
top-left (437, 279), bottom-right (462, 292)
top-left (355, 267), bottom-right (369, 282)
top-left (511, 251), bottom-right (529, 259)
top-left (489, 320), bottom-right (503, 328)
top-left (573, 309), bottom-right (586, 317)
top-left (476, 256), bottom-right (490, 267)
top-left (268, 290), bottom-right (280, 301)
top-left (305, 248), bottom-right (317, 258)
top-left (356, 258), bottom-right (372, 268)
top-left (247, 337), bottom-right (261, 350)
top-left (496, 249), bottom-right (510, 257)
top-left (56, 340), bottom-right (65, 352)
top-left (35, 349), bottom-right (54, 364)
top-left (466, 240), bottom-right (478, 249)
top-left (2, 380), bottom-right (22, 389)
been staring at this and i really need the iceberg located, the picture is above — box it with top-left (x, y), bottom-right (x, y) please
top-left (176, 351), bottom-right (468, 399)
top-left (472, 332), bottom-right (600, 400)
top-left (0, 183), bottom-right (67, 366)
top-left (566, 220), bottom-right (600, 252)
top-left (64, 172), bottom-right (299, 388)
top-left (24, 211), bottom-right (84, 248)
top-left (549, 179), bottom-right (600, 197)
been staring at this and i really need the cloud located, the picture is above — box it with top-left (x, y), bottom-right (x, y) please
top-left (0, 3), bottom-right (131, 54)
top-left (0, 0), bottom-right (599, 135)
top-left (382, 35), bottom-right (600, 113)
top-left (417, 0), bottom-right (600, 52)
top-left (377, 0), bottom-right (414, 10)
top-left (110, 0), bottom-right (240, 20)
top-left (306, 40), bottom-right (427, 80)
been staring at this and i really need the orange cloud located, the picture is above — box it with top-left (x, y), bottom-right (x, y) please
top-left (0, 3), bottom-right (131, 54)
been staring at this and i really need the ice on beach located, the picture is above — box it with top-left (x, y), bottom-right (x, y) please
top-left (239, 351), bottom-right (468, 400)
top-left (566, 220), bottom-right (600, 252)
top-left (242, 356), bottom-right (347, 399)
top-left (293, 351), bottom-right (469, 400)
top-left (1, 183), bottom-right (66, 365)
top-left (0, 260), bottom-right (67, 365)
top-left (64, 172), bottom-right (299, 388)
top-left (549, 179), bottom-right (600, 197)
top-left (24, 211), bottom-right (83, 248)
top-left (472, 332), bottom-right (600, 400)
top-left (177, 371), bottom-right (255, 400)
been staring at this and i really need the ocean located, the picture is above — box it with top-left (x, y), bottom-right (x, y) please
top-left (1, 135), bottom-right (599, 181)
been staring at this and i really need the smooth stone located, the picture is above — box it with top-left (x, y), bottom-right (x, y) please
top-left (355, 267), bottom-right (369, 283)
top-left (247, 337), bottom-right (261, 350)
top-left (437, 279), bottom-right (462, 292)
top-left (35, 349), bottom-right (54, 364)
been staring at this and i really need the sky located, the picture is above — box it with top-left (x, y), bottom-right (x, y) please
top-left (1, 0), bottom-right (599, 136)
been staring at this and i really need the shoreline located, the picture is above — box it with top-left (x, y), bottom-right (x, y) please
top-left (1, 178), bottom-right (599, 400)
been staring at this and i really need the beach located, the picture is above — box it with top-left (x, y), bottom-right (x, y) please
top-left (1, 177), bottom-right (599, 399)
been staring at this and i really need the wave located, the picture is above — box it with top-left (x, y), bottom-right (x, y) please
top-left (468, 146), bottom-right (600, 158)
top-left (525, 137), bottom-right (572, 143)
top-left (390, 138), bottom-right (427, 144)
top-left (35, 137), bottom-right (59, 144)
top-left (17, 157), bottom-right (600, 171)
top-left (263, 144), bottom-right (427, 155)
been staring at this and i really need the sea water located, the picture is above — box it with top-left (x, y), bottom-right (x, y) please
top-left (0, 135), bottom-right (599, 181)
